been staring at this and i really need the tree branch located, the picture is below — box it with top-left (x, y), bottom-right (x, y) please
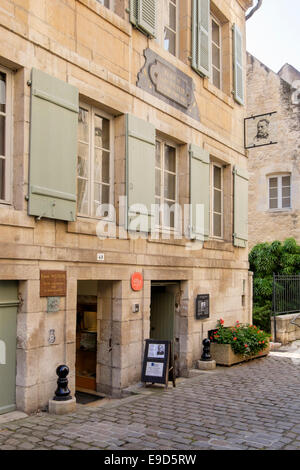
top-left (246, 0), bottom-right (263, 21)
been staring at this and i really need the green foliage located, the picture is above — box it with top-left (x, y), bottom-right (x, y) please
top-left (211, 319), bottom-right (270, 356)
top-left (249, 238), bottom-right (300, 329)
top-left (252, 302), bottom-right (272, 333)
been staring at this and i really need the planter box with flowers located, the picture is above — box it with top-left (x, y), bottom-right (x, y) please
top-left (209, 319), bottom-right (270, 366)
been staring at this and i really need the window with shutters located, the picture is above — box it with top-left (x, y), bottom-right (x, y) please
top-left (268, 174), bottom-right (291, 211)
top-left (210, 163), bottom-right (223, 238)
top-left (0, 66), bottom-right (12, 204)
top-left (77, 103), bottom-right (114, 218)
top-left (155, 139), bottom-right (178, 230)
top-left (192, 1), bottom-right (233, 98)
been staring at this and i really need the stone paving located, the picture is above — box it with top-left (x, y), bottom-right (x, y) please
top-left (1, 355), bottom-right (300, 450)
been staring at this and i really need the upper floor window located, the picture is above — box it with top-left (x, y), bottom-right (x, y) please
top-left (155, 139), bottom-right (177, 230)
top-left (156, 0), bottom-right (179, 57)
top-left (77, 103), bottom-right (113, 218)
top-left (0, 67), bottom-right (12, 203)
top-left (211, 16), bottom-right (222, 90)
top-left (164, 0), bottom-right (178, 56)
top-left (268, 174), bottom-right (291, 210)
top-left (97, 0), bottom-right (113, 9)
top-left (211, 163), bottom-right (223, 238)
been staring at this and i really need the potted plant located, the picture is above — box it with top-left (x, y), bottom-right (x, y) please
top-left (209, 319), bottom-right (270, 366)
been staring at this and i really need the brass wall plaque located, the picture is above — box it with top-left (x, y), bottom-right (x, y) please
top-left (137, 49), bottom-right (200, 121)
top-left (40, 271), bottom-right (67, 297)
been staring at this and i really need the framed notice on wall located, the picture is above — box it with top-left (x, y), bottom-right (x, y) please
top-left (141, 339), bottom-right (175, 388)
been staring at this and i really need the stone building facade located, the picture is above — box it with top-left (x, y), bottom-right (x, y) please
top-left (0, 0), bottom-right (252, 415)
top-left (247, 53), bottom-right (300, 248)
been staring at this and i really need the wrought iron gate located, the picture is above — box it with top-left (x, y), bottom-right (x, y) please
top-left (272, 274), bottom-right (300, 341)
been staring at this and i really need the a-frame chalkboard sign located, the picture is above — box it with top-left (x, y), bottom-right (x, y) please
top-left (141, 339), bottom-right (176, 389)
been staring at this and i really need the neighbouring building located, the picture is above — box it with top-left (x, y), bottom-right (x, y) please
top-left (247, 53), bottom-right (300, 248)
top-left (0, 0), bottom-right (253, 415)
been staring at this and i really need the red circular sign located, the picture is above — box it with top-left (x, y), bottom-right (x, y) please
top-left (131, 272), bottom-right (144, 291)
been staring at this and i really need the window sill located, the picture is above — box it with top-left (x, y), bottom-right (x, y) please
top-left (204, 239), bottom-right (234, 252)
top-left (68, 216), bottom-right (115, 236)
top-left (267, 208), bottom-right (292, 214)
top-left (203, 78), bottom-right (234, 109)
top-left (147, 236), bottom-right (192, 247)
top-left (77, 0), bottom-right (131, 37)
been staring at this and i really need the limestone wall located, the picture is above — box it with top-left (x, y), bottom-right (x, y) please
top-left (0, 0), bottom-right (252, 413)
top-left (271, 313), bottom-right (300, 344)
top-left (247, 53), bottom-right (300, 248)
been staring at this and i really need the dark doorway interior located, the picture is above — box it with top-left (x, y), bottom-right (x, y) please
top-left (150, 285), bottom-right (175, 342)
top-left (76, 286), bottom-right (97, 392)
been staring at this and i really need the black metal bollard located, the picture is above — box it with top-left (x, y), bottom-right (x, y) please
top-left (53, 365), bottom-right (72, 401)
top-left (201, 338), bottom-right (211, 361)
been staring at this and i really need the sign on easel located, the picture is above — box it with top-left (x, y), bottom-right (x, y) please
top-left (141, 339), bottom-right (176, 388)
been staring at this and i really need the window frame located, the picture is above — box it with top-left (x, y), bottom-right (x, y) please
top-left (156, 0), bottom-right (179, 58)
top-left (210, 161), bottom-right (224, 239)
top-left (268, 174), bottom-right (292, 211)
top-left (77, 101), bottom-right (114, 220)
top-left (210, 14), bottom-right (222, 91)
top-left (155, 137), bottom-right (179, 232)
top-left (0, 65), bottom-right (13, 205)
top-left (96, 0), bottom-right (114, 10)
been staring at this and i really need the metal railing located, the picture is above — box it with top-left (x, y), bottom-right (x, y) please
top-left (272, 274), bottom-right (300, 341)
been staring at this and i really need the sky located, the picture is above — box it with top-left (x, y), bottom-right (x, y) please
top-left (246, 0), bottom-right (300, 73)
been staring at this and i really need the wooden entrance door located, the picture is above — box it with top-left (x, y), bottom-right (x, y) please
top-left (150, 290), bottom-right (175, 343)
top-left (0, 281), bottom-right (18, 415)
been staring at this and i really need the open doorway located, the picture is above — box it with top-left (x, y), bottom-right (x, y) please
top-left (150, 282), bottom-right (180, 375)
top-left (76, 281), bottom-right (98, 393)
top-left (150, 284), bottom-right (175, 341)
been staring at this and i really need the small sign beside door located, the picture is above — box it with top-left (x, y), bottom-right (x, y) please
top-left (131, 272), bottom-right (143, 291)
top-left (196, 294), bottom-right (210, 320)
top-left (40, 271), bottom-right (66, 297)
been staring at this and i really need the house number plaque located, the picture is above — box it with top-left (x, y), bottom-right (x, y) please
top-left (40, 270), bottom-right (67, 297)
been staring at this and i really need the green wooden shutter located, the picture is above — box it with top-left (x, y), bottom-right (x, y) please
top-left (192, 0), bottom-right (211, 77)
top-left (28, 68), bottom-right (78, 222)
top-left (233, 24), bottom-right (244, 105)
top-left (130, 0), bottom-right (156, 37)
top-left (233, 166), bottom-right (248, 247)
top-left (190, 144), bottom-right (210, 241)
top-left (126, 114), bottom-right (156, 233)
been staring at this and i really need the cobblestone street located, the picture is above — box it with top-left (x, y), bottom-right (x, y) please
top-left (1, 355), bottom-right (300, 451)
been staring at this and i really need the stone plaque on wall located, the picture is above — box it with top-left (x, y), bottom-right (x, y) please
top-left (137, 49), bottom-right (200, 121)
top-left (40, 271), bottom-right (67, 297)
